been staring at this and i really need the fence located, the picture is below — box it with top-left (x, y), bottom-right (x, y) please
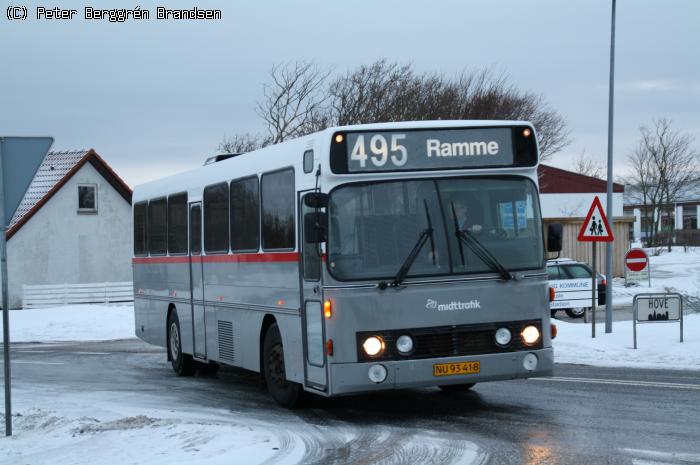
top-left (22, 282), bottom-right (134, 309)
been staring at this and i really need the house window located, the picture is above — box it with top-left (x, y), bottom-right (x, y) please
top-left (78, 184), bottom-right (97, 212)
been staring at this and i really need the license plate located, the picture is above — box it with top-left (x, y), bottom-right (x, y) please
top-left (433, 361), bottom-right (480, 377)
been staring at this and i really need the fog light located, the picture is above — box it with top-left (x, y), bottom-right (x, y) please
top-left (523, 353), bottom-right (538, 371)
top-left (521, 325), bottom-right (541, 346)
top-left (396, 335), bottom-right (414, 355)
top-left (495, 327), bottom-right (512, 346)
top-left (362, 336), bottom-right (385, 357)
top-left (368, 364), bottom-right (387, 383)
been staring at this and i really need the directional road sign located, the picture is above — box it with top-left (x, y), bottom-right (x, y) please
top-left (577, 196), bottom-right (614, 242)
top-left (0, 137), bottom-right (54, 223)
top-left (0, 136), bottom-right (53, 437)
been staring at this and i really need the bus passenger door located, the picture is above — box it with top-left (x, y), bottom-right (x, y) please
top-left (299, 191), bottom-right (327, 391)
top-left (189, 202), bottom-right (207, 359)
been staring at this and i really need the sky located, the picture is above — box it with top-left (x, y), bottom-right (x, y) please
top-left (1, 0), bottom-right (698, 187)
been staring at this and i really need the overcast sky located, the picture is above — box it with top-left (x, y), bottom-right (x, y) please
top-left (1, 0), bottom-right (698, 187)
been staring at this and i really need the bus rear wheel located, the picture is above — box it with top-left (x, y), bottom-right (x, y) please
top-left (263, 323), bottom-right (302, 408)
top-left (168, 312), bottom-right (196, 376)
top-left (438, 383), bottom-right (476, 392)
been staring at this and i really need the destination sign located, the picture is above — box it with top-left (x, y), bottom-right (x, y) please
top-left (333, 127), bottom-right (522, 173)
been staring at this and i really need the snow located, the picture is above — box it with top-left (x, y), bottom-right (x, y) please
top-left (0, 305), bottom-right (134, 342)
top-left (553, 314), bottom-right (698, 370)
top-left (0, 388), bottom-right (480, 465)
top-left (612, 246), bottom-right (700, 307)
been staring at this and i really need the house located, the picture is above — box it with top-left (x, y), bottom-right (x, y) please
top-left (1, 149), bottom-right (133, 309)
top-left (538, 165), bottom-right (633, 277)
top-left (623, 180), bottom-right (700, 243)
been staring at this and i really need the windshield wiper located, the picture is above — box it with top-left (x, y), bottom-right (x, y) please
top-left (389, 201), bottom-right (435, 287)
top-left (450, 202), bottom-right (512, 281)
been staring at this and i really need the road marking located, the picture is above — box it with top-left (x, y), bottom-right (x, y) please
top-left (1, 360), bottom-right (65, 365)
top-left (623, 448), bottom-right (700, 464)
top-left (15, 350), bottom-right (110, 355)
top-left (532, 376), bottom-right (700, 390)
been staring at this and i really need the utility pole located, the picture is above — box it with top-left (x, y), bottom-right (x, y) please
top-left (605, 0), bottom-right (617, 334)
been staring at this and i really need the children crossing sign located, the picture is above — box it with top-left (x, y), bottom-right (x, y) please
top-left (577, 196), bottom-right (614, 242)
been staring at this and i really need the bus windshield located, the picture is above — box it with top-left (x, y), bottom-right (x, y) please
top-left (327, 177), bottom-right (544, 281)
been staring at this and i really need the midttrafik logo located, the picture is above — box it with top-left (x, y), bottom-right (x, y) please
top-left (426, 299), bottom-right (481, 311)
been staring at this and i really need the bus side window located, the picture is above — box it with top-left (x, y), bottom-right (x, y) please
top-left (261, 168), bottom-right (295, 251)
top-left (204, 182), bottom-right (230, 253)
top-left (190, 206), bottom-right (201, 255)
top-left (148, 198), bottom-right (167, 255)
top-left (167, 193), bottom-right (188, 254)
top-left (133, 202), bottom-right (148, 256)
top-left (230, 176), bottom-right (260, 252)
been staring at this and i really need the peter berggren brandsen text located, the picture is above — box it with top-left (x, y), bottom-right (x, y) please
top-left (35, 6), bottom-right (223, 22)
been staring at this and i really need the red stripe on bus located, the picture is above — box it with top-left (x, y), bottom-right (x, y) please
top-left (132, 252), bottom-right (299, 265)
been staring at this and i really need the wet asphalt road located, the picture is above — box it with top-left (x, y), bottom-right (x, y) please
top-left (3, 339), bottom-right (700, 465)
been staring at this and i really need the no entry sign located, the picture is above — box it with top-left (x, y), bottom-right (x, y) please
top-left (625, 248), bottom-right (648, 272)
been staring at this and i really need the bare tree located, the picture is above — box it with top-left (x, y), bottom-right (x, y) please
top-left (256, 61), bottom-right (330, 144)
top-left (221, 60), bottom-right (571, 160)
top-left (573, 150), bottom-right (605, 179)
top-left (218, 133), bottom-right (269, 154)
top-left (326, 61), bottom-right (570, 160)
top-left (627, 118), bottom-right (699, 248)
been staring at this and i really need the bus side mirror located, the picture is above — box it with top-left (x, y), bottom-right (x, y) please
top-left (304, 212), bottom-right (327, 243)
top-left (304, 193), bottom-right (329, 209)
top-left (547, 223), bottom-right (563, 252)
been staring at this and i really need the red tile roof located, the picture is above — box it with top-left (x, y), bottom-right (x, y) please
top-left (7, 149), bottom-right (132, 240)
top-left (538, 164), bottom-right (624, 194)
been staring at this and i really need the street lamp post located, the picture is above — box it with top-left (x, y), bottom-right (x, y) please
top-left (605, 0), bottom-right (617, 334)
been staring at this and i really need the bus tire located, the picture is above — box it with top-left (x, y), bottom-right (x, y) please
top-left (565, 307), bottom-right (586, 319)
top-left (263, 323), bottom-right (302, 408)
top-left (438, 383), bottom-right (476, 392)
top-left (168, 311), bottom-right (196, 376)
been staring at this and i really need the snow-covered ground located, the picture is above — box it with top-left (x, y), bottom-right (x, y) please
top-left (612, 246), bottom-right (700, 308)
top-left (0, 304), bottom-right (134, 342)
top-left (553, 314), bottom-right (698, 370)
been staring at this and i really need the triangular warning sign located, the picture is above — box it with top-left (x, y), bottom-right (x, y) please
top-left (577, 196), bottom-right (614, 242)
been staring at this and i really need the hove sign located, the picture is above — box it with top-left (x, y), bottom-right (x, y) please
top-left (633, 293), bottom-right (683, 349)
top-left (625, 248), bottom-right (650, 287)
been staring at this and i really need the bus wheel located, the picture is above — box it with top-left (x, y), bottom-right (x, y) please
top-left (263, 323), bottom-right (302, 408)
top-left (438, 383), bottom-right (476, 392)
top-left (565, 307), bottom-right (586, 319)
top-left (168, 312), bottom-right (195, 376)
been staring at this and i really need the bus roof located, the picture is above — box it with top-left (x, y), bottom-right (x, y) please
top-left (132, 120), bottom-right (536, 203)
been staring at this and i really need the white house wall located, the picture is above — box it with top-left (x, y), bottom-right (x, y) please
top-left (540, 192), bottom-right (624, 218)
top-left (3, 162), bottom-right (132, 308)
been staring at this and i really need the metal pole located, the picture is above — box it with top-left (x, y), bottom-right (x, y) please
top-left (0, 138), bottom-right (11, 436)
top-left (633, 296), bottom-right (637, 349)
top-left (592, 242), bottom-right (597, 338)
top-left (604, 0), bottom-right (617, 334)
top-left (680, 297), bottom-right (683, 343)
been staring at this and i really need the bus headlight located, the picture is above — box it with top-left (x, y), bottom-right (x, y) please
top-left (362, 336), bottom-right (385, 357)
top-left (495, 327), bottom-right (512, 346)
top-left (368, 364), bottom-right (387, 383)
top-left (396, 335), bottom-right (414, 355)
top-left (521, 325), bottom-right (541, 346)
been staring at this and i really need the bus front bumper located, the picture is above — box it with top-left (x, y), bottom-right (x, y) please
top-left (328, 347), bottom-right (553, 395)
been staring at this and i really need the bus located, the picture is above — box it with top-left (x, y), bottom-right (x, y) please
top-left (132, 120), bottom-right (563, 407)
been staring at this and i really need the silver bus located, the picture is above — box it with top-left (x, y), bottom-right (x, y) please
top-left (132, 120), bottom-right (563, 407)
